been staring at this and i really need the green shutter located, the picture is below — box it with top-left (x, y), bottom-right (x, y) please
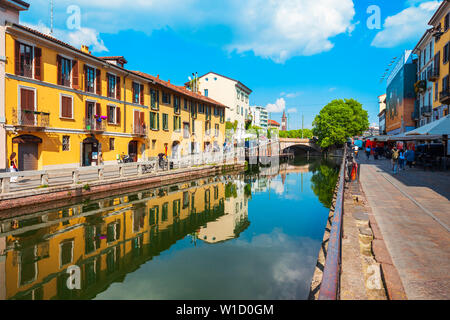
top-left (157, 113), bottom-right (160, 130)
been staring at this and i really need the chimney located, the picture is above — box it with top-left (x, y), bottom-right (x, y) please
top-left (81, 45), bottom-right (90, 54)
top-left (157, 74), bottom-right (160, 79)
top-left (168, 79), bottom-right (170, 84)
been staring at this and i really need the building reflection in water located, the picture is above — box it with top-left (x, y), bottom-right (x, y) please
top-left (0, 175), bottom-right (248, 300)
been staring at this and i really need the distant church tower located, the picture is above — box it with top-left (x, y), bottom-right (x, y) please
top-left (281, 111), bottom-right (287, 131)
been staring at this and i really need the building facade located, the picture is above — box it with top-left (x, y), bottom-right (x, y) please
top-left (196, 72), bottom-right (252, 139)
top-left (413, 29), bottom-right (436, 128)
top-left (385, 50), bottom-right (417, 135)
top-left (378, 94), bottom-right (386, 135)
top-left (3, 21), bottom-right (226, 171)
top-left (249, 106), bottom-right (268, 129)
top-left (429, 2), bottom-right (449, 120)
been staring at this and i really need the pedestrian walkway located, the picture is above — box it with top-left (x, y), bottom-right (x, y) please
top-left (358, 157), bottom-right (450, 300)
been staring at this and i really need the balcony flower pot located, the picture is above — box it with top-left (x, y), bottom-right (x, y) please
top-left (100, 116), bottom-right (107, 120)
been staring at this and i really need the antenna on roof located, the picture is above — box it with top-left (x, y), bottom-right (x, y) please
top-left (50, 0), bottom-right (54, 35)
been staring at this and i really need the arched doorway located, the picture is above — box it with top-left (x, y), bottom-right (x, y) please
top-left (82, 136), bottom-right (99, 166)
top-left (12, 135), bottom-right (42, 171)
top-left (128, 141), bottom-right (138, 162)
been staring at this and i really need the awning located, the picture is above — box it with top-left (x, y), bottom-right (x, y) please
top-left (406, 115), bottom-right (450, 136)
top-left (12, 134), bottom-right (42, 144)
top-left (388, 134), bottom-right (443, 141)
top-left (368, 135), bottom-right (390, 142)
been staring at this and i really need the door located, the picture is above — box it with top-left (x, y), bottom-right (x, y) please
top-left (128, 141), bottom-right (138, 162)
top-left (20, 88), bottom-right (35, 126)
top-left (85, 102), bottom-right (95, 129)
top-left (18, 143), bottom-right (38, 171)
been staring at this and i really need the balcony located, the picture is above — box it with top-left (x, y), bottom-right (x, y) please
top-left (440, 89), bottom-right (450, 105)
top-left (411, 110), bottom-right (420, 121)
top-left (12, 109), bottom-right (50, 130)
top-left (132, 124), bottom-right (147, 137)
top-left (428, 68), bottom-right (440, 82)
top-left (85, 117), bottom-right (106, 132)
top-left (421, 106), bottom-right (432, 117)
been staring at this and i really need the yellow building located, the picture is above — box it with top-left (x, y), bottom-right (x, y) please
top-left (429, 1), bottom-right (450, 118)
top-left (0, 178), bottom-right (227, 299)
top-left (3, 23), bottom-right (226, 171)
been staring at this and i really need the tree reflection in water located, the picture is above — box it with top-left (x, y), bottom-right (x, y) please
top-left (309, 159), bottom-right (340, 208)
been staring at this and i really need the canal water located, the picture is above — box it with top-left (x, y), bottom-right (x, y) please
top-left (0, 158), bottom-right (340, 300)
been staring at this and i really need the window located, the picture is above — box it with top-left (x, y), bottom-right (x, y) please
top-left (85, 66), bottom-right (95, 93)
top-left (184, 99), bottom-right (188, 110)
top-left (205, 121), bottom-right (211, 135)
top-left (445, 13), bottom-right (449, 32)
top-left (60, 95), bottom-right (73, 119)
top-left (150, 112), bottom-right (160, 130)
top-left (191, 102), bottom-right (197, 118)
top-left (107, 105), bottom-right (117, 124)
top-left (174, 96), bottom-right (181, 114)
top-left (174, 116), bottom-right (181, 131)
top-left (241, 107), bottom-right (244, 115)
top-left (162, 113), bottom-right (169, 130)
top-left (17, 42), bottom-right (33, 78)
top-left (183, 192), bottom-right (190, 209)
top-left (162, 92), bottom-right (171, 105)
top-left (214, 186), bottom-right (219, 200)
top-left (236, 105), bottom-right (239, 114)
top-left (204, 89), bottom-right (208, 97)
top-left (219, 108), bottom-right (224, 123)
top-left (150, 88), bottom-right (159, 110)
top-left (59, 240), bottom-right (73, 267)
top-left (149, 206), bottom-right (159, 225)
top-left (162, 202), bottom-right (168, 221)
top-left (107, 74), bottom-right (116, 98)
top-left (214, 106), bottom-right (219, 116)
top-left (183, 122), bottom-right (190, 138)
top-left (173, 199), bottom-right (180, 217)
top-left (109, 138), bottom-right (115, 151)
top-left (62, 136), bottom-right (70, 151)
top-left (57, 57), bottom-right (72, 87)
top-left (107, 222), bottom-right (120, 243)
top-left (132, 82), bottom-right (141, 104)
top-left (215, 124), bottom-right (219, 136)
top-left (198, 103), bottom-right (205, 114)
top-left (206, 106), bottom-right (211, 120)
top-left (444, 43), bottom-right (449, 64)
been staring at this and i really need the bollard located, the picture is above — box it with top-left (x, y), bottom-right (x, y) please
top-left (98, 167), bottom-right (104, 180)
top-left (119, 165), bottom-right (124, 177)
top-left (41, 173), bottom-right (49, 186)
top-left (72, 170), bottom-right (79, 184)
top-left (137, 164), bottom-right (142, 176)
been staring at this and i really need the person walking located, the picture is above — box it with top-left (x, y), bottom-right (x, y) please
top-left (405, 147), bottom-right (415, 168)
top-left (391, 147), bottom-right (399, 174)
top-left (365, 145), bottom-right (371, 160)
top-left (399, 149), bottom-right (406, 170)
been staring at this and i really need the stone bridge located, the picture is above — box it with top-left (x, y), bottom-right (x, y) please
top-left (279, 138), bottom-right (321, 153)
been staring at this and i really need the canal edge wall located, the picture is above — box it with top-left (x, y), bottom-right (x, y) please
top-left (0, 163), bottom-right (245, 213)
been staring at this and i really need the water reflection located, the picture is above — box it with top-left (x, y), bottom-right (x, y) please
top-left (0, 158), bottom-right (339, 300)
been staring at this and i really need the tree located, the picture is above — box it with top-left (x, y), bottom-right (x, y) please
top-left (312, 99), bottom-right (369, 148)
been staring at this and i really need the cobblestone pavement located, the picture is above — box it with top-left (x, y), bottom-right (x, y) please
top-left (358, 156), bottom-right (450, 300)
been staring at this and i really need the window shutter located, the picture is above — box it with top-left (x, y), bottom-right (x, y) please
top-left (85, 101), bottom-right (89, 118)
top-left (116, 76), bottom-right (121, 100)
top-left (140, 84), bottom-right (144, 105)
top-left (15, 40), bottom-right (20, 75)
top-left (140, 111), bottom-right (145, 127)
top-left (173, 116), bottom-right (176, 131)
top-left (178, 117), bottom-right (181, 131)
top-left (157, 90), bottom-right (160, 109)
top-left (107, 106), bottom-right (112, 122)
top-left (34, 47), bottom-right (42, 80)
top-left (57, 55), bottom-right (62, 85)
top-left (83, 65), bottom-right (87, 91)
top-left (96, 69), bottom-right (101, 95)
top-left (157, 113), bottom-right (160, 130)
top-left (72, 60), bottom-right (79, 89)
top-left (116, 107), bottom-right (121, 125)
top-left (96, 103), bottom-right (101, 116)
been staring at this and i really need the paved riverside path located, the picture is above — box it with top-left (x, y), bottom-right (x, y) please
top-left (358, 157), bottom-right (450, 300)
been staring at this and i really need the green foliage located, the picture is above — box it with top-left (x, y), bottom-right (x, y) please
top-left (83, 184), bottom-right (91, 191)
top-left (312, 99), bottom-right (369, 148)
top-left (279, 129), bottom-right (313, 139)
top-left (244, 183), bottom-right (252, 199)
top-left (310, 162), bottom-right (340, 208)
top-left (225, 120), bottom-right (238, 131)
top-left (225, 182), bottom-right (238, 199)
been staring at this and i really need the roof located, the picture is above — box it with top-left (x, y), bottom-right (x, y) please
top-left (1, 0), bottom-right (30, 10)
top-left (131, 71), bottom-right (228, 108)
top-left (197, 71), bottom-right (252, 94)
top-left (268, 120), bottom-right (280, 127)
top-left (412, 28), bottom-right (433, 54)
top-left (98, 56), bottom-right (128, 64)
top-left (428, 0), bottom-right (450, 26)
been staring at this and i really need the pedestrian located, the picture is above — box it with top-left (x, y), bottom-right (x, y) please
top-left (9, 153), bottom-right (18, 183)
top-left (374, 146), bottom-right (379, 160)
top-left (405, 147), bottom-right (415, 168)
top-left (353, 145), bottom-right (359, 159)
top-left (391, 147), bottom-right (399, 174)
top-left (366, 145), bottom-right (371, 160)
top-left (399, 149), bottom-right (406, 170)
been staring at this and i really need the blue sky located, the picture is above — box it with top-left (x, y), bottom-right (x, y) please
top-left (20, 0), bottom-right (442, 129)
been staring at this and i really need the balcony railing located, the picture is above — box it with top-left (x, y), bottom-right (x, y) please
top-left (132, 124), bottom-right (147, 137)
top-left (439, 89), bottom-right (450, 105)
top-left (85, 117), bottom-right (106, 132)
top-left (12, 109), bottom-right (50, 129)
top-left (428, 68), bottom-right (440, 82)
top-left (421, 106), bottom-right (432, 116)
top-left (411, 110), bottom-right (420, 121)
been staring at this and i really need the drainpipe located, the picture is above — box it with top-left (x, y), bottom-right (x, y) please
top-left (123, 73), bottom-right (129, 134)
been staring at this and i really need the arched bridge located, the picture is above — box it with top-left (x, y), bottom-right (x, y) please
top-left (279, 138), bottom-right (321, 153)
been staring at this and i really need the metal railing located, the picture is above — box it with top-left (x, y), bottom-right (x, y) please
top-left (428, 67), bottom-right (439, 81)
top-left (85, 117), bottom-right (106, 132)
top-left (132, 124), bottom-right (147, 136)
top-left (12, 109), bottom-right (50, 128)
top-left (439, 89), bottom-right (450, 104)
top-left (318, 144), bottom-right (347, 300)
top-left (0, 148), bottom-right (246, 194)
top-left (421, 106), bottom-right (432, 116)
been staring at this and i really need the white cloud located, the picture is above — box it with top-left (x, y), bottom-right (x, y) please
top-left (287, 108), bottom-right (297, 113)
top-left (23, 21), bottom-right (108, 53)
top-left (266, 98), bottom-right (286, 113)
top-left (371, 1), bottom-right (441, 48)
top-left (328, 87), bottom-right (337, 92)
top-left (25, 0), bottom-right (355, 63)
top-left (282, 91), bottom-right (302, 99)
